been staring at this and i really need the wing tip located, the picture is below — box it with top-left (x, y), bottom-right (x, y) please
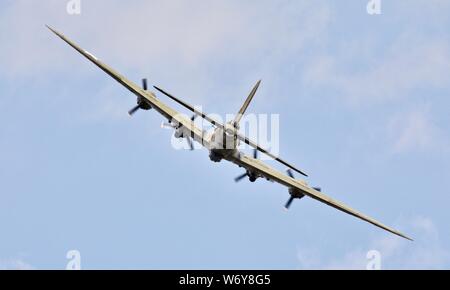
top-left (45, 24), bottom-right (61, 37)
top-left (400, 233), bottom-right (414, 242)
top-left (45, 24), bottom-right (55, 32)
top-left (387, 228), bottom-right (413, 241)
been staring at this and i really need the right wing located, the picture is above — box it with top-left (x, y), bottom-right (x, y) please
top-left (233, 154), bottom-right (412, 241)
top-left (153, 86), bottom-right (308, 176)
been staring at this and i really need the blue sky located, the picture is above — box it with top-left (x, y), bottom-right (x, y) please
top-left (1, 0), bottom-right (449, 269)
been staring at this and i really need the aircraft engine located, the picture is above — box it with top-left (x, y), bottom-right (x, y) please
top-left (128, 79), bottom-right (152, 115)
top-left (174, 126), bottom-right (184, 139)
top-left (161, 120), bottom-right (194, 150)
top-left (234, 169), bottom-right (258, 183)
top-left (209, 150), bottom-right (223, 162)
top-left (284, 169), bottom-right (321, 210)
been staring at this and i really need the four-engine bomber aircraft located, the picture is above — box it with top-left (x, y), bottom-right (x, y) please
top-left (47, 26), bottom-right (412, 240)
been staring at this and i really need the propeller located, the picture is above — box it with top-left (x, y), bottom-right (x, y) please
top-left (142, 78), bottom-right (148, 90)
top-left (184, 134), bottom-right (194, 151)
top-left (128, 105), bottom-right (141, 116)
top-left (284, 169), bottom-right (321, 210)
top-left (234, 170), bottom-right (257, 183)
top-left (234, 150), bottom-right (259, 182)
top-left (287, 169), bottom-right (295, 179)
top-left (161, 120), bottom-right (195, 151)
top-left (234, 172), bottom-right (248, 182)
top-left (178, 118), bottom-right (195, 150)
top-left (128, 78), bottom-right (152, 116)
top-left (284, 196), bottom-right (295, 210)
top-left (284, 169), bottom-right (304, 210)
top-left (174, 115), bottom-right (196, 150)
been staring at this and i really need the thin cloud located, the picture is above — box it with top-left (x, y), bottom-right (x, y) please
top-left (297, 216), bottom-right (450, 270)
top-left (302, 35), bottom-right (450, 107)
top-left (387, 105), bottom-right (448, 153)
top-left (0, 259), bottom-right (34, 270)
top-left (0, 0), bottom-right (331, 78)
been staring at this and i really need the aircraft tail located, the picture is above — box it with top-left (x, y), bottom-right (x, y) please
top-left (231, 80), bottom-right (261, 129)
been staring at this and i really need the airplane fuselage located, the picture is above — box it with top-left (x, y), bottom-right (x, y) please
top-left (208, 126), bottom-right (239, 161)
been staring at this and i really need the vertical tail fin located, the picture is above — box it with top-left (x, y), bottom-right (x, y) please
top-left (231, 80), bottom-right (261, 129)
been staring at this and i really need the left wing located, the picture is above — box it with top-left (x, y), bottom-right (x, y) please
top-left (46, 25), bottom-right (208, 147)
top-left (230, 153), bottom-right (412, 241)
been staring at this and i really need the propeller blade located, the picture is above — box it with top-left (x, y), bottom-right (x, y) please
top-left (284, 196), bottom-right (295, 210)
top-left (128, 104), bottom-right (140, 116)
top-left (142, 78), bottom-right (148, 90)
top-left (234, 173), bottom-right (248, 183)
top-left (186, 136), bottom-right (194, 151)
top-left (286, 169), bottom-right (295, 179)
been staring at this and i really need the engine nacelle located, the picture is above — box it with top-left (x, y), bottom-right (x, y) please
top-left (174, 127), bottom-right (184, 139)
top-left (137, 96), bottom-right (152, 110)
top-left (247, 171), bottom-right (257, 182)
top-left (209, 150), bottom-right (223, 162)
top-left (288, 188), bottom-right (305, 199)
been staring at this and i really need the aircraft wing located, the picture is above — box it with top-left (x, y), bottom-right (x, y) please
top-left (47, 26), bottom-right (207, 147)
top-left (232, 154), bottom-right (412, 241)
top-left (153, 86), bottom-right (308, 176)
